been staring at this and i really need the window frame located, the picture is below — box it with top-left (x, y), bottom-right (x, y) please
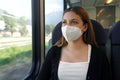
top-left (24, 0), bottom-right (45, 79)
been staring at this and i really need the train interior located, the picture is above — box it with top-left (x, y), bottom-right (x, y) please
top-left (0, 0), bottom-right (120, 80)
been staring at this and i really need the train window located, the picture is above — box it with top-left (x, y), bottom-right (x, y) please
top-left (0, 0), bottom-right (32, 80)
top-left (45, 0), bottom-right (64, 54)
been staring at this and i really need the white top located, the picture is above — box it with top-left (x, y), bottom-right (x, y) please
top-left (58, 44), bottom-right (91, 80)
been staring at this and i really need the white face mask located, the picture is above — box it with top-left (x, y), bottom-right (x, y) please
top-left (61, 26), bottom-right (83, 42)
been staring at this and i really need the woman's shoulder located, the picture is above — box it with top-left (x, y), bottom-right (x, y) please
top-left (48, 45), bottom-right (61, 52)
top-left (91, 45), bottom-right (107, 58)
top-left (46, 45), bottom-right (62, 58)
top-left (91, 44), bottom-right (105, 51)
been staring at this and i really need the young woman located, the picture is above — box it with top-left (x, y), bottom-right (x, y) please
top-left (39, 6), bottom-right (112, 80)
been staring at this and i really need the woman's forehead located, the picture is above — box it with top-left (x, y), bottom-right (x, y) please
top-left (63, 11), bottom-right (82, 21)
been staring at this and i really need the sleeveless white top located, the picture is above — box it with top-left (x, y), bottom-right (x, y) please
top-left (58, 44), bottom-right (91, 80)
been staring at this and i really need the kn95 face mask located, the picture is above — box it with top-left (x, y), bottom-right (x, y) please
top-left (61, 26), bottom-right (83, 42)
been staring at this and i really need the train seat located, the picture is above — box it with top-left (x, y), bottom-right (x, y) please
top-left (108, 21), bottom-right (120, 80)
top-left (52, 22), bottom-right (62, 45)
top-left (91, 19), bottom-right (107, 46)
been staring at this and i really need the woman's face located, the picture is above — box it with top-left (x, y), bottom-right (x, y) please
top-left (62, 11), bottom-right (87, 32)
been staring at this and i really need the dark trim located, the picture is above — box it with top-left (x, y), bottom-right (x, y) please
top-left (42, 0), bottom-right (45, 61)
top-left (24, 0), bottom-right (41, 79)
top-left (64, 0), bottom-right (67, 10)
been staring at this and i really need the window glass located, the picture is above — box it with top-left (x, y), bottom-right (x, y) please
top-left (45, 0), bottom-right (64, 54)
top-left (0, 0), bottom-right (32, 80)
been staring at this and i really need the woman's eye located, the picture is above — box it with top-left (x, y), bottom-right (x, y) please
top-left (62, 21), bottom-right (66, 24)
top-left (72, 21), bottom-right (78, 24)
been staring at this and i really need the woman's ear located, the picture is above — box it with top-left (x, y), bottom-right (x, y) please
top-left (82, 24), bottom-right (88, 32)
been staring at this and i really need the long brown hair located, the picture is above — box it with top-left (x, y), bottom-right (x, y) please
top-left (54, 6), bottom-right (98, 47)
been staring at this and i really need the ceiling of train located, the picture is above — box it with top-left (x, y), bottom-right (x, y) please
top-left (68, 0), bottom-right (120, 8)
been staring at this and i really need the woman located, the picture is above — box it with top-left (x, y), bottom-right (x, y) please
top-left (39, 6), bottom-right (112, 80)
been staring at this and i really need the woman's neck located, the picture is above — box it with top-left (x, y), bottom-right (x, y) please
top-left (67, 39), bottom-right (87, 50)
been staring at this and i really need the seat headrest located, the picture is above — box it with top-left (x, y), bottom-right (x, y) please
top-left (108, 21), bottom-right (120, 44)
top-left (52, 20), bottom-right (106, 45)
top-left (91, 20), bottom-right (106, 45)
top-left (52, 22), bottom-right (62, 45)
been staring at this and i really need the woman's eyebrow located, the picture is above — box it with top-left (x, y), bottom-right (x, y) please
top-left (71, 18), bottom-right (79, 20)
top-left (62, 18), bottom-right (79, 21)
top-left (72, 18), bottom-right (77, 20)
top-left (71, 18), bottom-right (79, 21)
